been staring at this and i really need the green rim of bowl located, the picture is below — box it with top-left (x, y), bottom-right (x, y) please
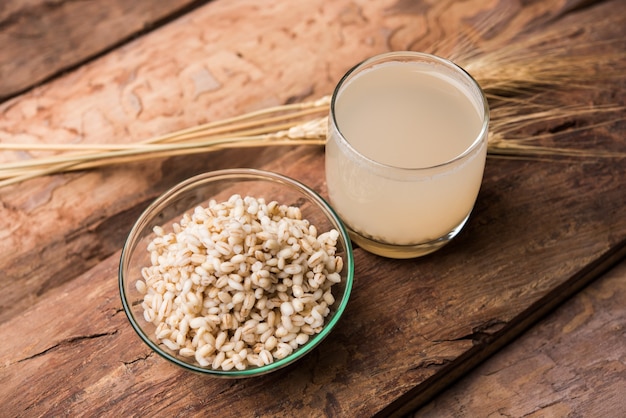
top-left (119, 168), bottom-right (354, 377)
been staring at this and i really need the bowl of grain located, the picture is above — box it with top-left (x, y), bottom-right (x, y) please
top-left (119, 168), bottom-right (354, 377)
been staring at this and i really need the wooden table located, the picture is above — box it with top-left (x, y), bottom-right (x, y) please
top-left (1, 0), bottom-right (625, 416)
top-left (413, 256), bottom-right (626, 417)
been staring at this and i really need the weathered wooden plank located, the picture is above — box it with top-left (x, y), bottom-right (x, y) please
top-left (2, 0), bottom-right (615, 328)
top-left (0, 0), bottom-right (625, 416)
top-left (0, 0), bottom-right (209, 100)
top-left (413, 256), bottom-right (626, 417)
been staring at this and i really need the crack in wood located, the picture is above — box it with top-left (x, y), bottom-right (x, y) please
top-left (410, 357), bottom-right (453, 371)
top-left (428, 319), bottom-right (508, 345)
top-left (122, 351), bottom-right (152, 366)
top-left (16, 331), bottom-right (118, 363)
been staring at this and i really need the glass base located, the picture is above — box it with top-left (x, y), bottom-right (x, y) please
top-left (347, 214), bottom-right (471, 259)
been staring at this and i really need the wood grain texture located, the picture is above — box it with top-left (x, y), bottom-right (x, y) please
top-left (413, 256), bottom-right (626, 417)
top-left (1, 0), bottom-right (625, 416)
top-left (0, 0), bottom-right (209, 100)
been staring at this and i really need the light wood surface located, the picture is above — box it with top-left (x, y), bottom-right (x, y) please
top-left (1, 0), bottom-right (624, 416)
top-left (0, 0), bottom-right (204, 100)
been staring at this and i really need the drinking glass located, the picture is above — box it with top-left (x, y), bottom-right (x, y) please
top-left (325, 51), bottom-right (489, 258)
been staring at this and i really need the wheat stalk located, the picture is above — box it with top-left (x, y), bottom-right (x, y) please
top-left (0, 100), bottom-right (330, 188)
top-left (1, 30), bottom-right (624, 187)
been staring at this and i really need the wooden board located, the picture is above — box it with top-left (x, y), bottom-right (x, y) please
top-left (414, 256), bottom-right (626, 417)
top-left (1, 0), bottom-right (625, 416)
top-left (0, 0), bottom-right (208, 100)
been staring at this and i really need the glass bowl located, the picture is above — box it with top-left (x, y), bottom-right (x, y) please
top-left (119, 168), bottom-right (354, 377)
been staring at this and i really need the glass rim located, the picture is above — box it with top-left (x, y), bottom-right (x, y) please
top-left (329, 51), bottom-right (490, 172)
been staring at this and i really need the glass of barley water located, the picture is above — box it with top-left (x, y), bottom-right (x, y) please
top-left (325, 51), bottom-right (489, 258)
